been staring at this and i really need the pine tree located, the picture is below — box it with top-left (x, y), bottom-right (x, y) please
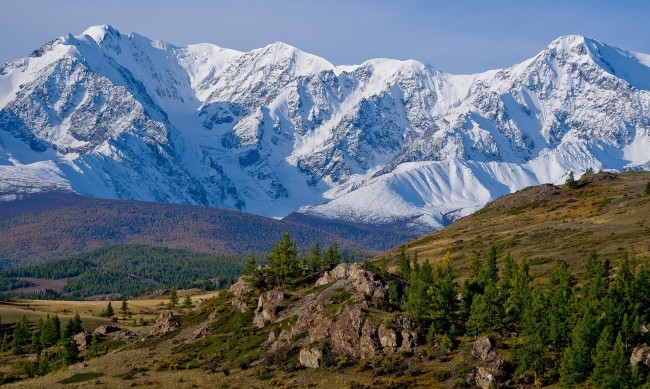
top-left (566, 171), bottom-right (578, 189)
top-left (121, 298), bottom-right (129, 315)
top-left (30, 332), bottom-right (41, 354)
top-left (308, 243), bottom-right (322, 272)
top-left (87, 334), bottom-right (99, 358)
top-left (183, 295), bottom-right (193, 308)
top-left (499, 252), bottom-right (516, 298)
top-left (398, 246), bottom-right (411, 278)
top-left (323, 242), bottom-right (340, 268)
top-left (505, 261), bottom-right (532, 326)
top-left (243, 254), bottom-right (257, 275)
top-left (267, 233), bottom-right (300, 286)
top-left (592, 331), bottom-right (630, 388)
top-left (37, 350), bottom-right (50, 375)
top-left (59, 337), bottom-right (79, 365)
top-left (64, 312), bottom-right (83, 338)
top-left (546, 260), bottom-right (575, 351)
top-left (169, 287), bottom-right (178, 307)
top-left (100, 302), bottom-right (114, 317)
top-left (559, 309), bottom-right (599, 386)
top-left (429, 253), bottom-right (457, 331)
top-left (12, 315), bottom-right (30, 355)
top-left (644, 181), bottom-right (650, 196)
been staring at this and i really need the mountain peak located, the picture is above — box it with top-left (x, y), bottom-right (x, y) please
top-left (82, 24), bottom-right (122, 44)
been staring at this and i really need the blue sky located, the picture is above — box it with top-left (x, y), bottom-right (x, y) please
top-left (1, 0), bottom-right (648, 73)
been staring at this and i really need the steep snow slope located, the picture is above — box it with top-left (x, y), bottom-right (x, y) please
top-left (0, 27), bottom-right (648, 233)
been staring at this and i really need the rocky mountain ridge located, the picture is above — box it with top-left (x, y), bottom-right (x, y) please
top-left (1, 26), bottom-right (649, 232)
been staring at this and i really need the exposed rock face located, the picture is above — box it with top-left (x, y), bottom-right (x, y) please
top-left (253, 290), bottom-right (285, 328)
top-left (631, 346), bottom-right (650, 368)
top-left (231, 298), bottom-right (248, 313)
top-left (149, 312), bottom-right (180, 336)
top-left (475, 366), bottom-right (497, 389)
top-left (378, 323), bottom-right (398, 354)
top-left (299, 346), bottom-right (323, 368)
top-left (473, 336), bottom-right (496, 361)
top-left (185, 325), bottom-right (211, 344)
top-left (474, 359), bottom-right (506, 389)
top-left (93, 324), bottom-right (120, 336)
top-left (316, 263), bottom-right (388, 299)
top-left (378, 316), bottom-right (418, 354)
top-left (74, 332), bottom-right (92, 351)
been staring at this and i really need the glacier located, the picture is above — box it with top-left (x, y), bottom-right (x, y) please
top-left (0, 26), bottom-right (649, 233)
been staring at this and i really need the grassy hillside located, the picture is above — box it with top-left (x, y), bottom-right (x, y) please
top-left (379, 171), bottom-right (650, 279)
top-left (0, 192), bottom-right (405, 268)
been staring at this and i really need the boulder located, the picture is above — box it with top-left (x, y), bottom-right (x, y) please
top-left (631, 346), bottom-right (650, 368)
top-left (473, 336), bottom-right (496, 361)
top-left (393, 316), bottom-right (418, 353)
top-left (378, 323), bottom-right (398, 354)
top-left (265, 339), bottom-right (291, 365)
top-left (359, 319), bottom-right (379, 359)
top-left (231, 297), bottom-right (248, 313)
top-left (74, 332), bottom-right (93, 351)
top-left (185, 325), bottom-right (211, 344)
top-left (253, 290), bottom-right (285, 328)
top-left (475, 366), bottom-right (497, 389)
top-left (230, 277), bottom-right (254, 298)
top-left (111, 330), bottom-right (137, 342)
top-left (316, 263), bottom-right (388, 299)
top-left (299, 346), bottom-right (323, 368)
top-left (149, 312), bottom-right (180, 336)
top-left (93, 324), bottom-right (120, 336)
top-left (474, 359), bottom-right (505, 389)
top-left (329, 307), bottom-right (364, 357)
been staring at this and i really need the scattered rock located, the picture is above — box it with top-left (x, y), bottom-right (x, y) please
top-left (475, 365), bottom-right (497, 389)
top-left (640, 324), bottom-right (648, 335)
top-left (253, 290), bottom-right (285, 328)
top-left (27, 354), bottom-right (38, 364)
top-left (299, 346), bottom-right (323, 368)
top-left (393, 316), bottom-right (418, 353)
top-left (267, 330), bottom-right (276, 343)
top-left (316, 263), bottom-right (388, 299)
top-left (231, 298), bottom-right (248, 313)
top-left (378, 323), bottom-right (398, 354)
top-left (149, 312), bottom-right (180, 336)
top-left (111, 330), bottom-right (137, 342)
top-left (74, 332), bottom-right (93, 351)
top-left (195, 298), bottom-right (205, 308)
top-left (93, 324), bottom-right (120, 336)
top-left (230, 277), bottom-right (254, 298)
top-left (473, 336), bottom-right (496, 361)
top-left (185, 325), bottom-right (211, 344)
top-left (631, 346), bottom-right (650, 368)
top-left (265, 339), bottom-right (291, 365)
top-left (207, 311), bottom-right (219, 322)
top-left (359, 319), bottom-right (379, 359)
top-left (474, 359), bottom-right (506, 389)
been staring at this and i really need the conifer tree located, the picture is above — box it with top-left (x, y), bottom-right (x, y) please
top-left (398, 246), bottom-right (411, 278)
top-left (64, 312), bottom-right (83, 338)
top-left (100, 301), bottom-right (114, 317)
top-left (169, 287), bottom-right (178, 307)
top-left (429, 253), bottom-right (457, 331)
top-left (59, 336), bottom-right (79, 365)
top-left (644, 181), bottom-right (650, 196)
top-left (323, 242), bottom-right (340, 268)
top-left (183, 295), bottom-right (193, 308)
top-left (12, 315), bottom-right (30, 355)
top-left (37, 350), bottom-right (49, 375)
top-left (243, 254), bottom-right (257, 275)
top-left (267, 233), bottom-right (300, 286)
top-left (546, 260), bottom-right (575, 351)
top-left (121, 298), bottom-right (129, 315)
top-left (308, 243), bottom-right (322, 272)
top-left (559, 309), bottom-right (599, 386)
top-left (566, 171), bottom-right (578, 189)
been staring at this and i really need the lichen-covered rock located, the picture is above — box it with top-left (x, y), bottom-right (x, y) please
top-left (329, 308), bottom-right (364, 357)
top-left (299, 346), bottom-right (323, 368)
top-left (184, 325), bottom-right (211, 344)
top-left (316, 263), bottom-right (388, 299)
top-left (74, 332), bottom-right (92, 351)
top-left (359, 319), bottom-right (379, 359)
top-left (253, 290), bottom-right (285, 328)
top-left (265, 339), bottom-right (291, 365)
top-left (631, 346), bottom-right (650, 368)
top-left (230, 277), bottom-right (254, 298)
top-left (473, 336), bottom-right (496, 361)
top-left (231, 297), bottom-right (248, 313)
top-left (474, 359), bottom-right (505, 389)
top-left (393, 316), bottom-right (418, 353)
top-left (93, 324), bottom-right (120, 336)
top-left (149, 312), bottom-right (180, 336)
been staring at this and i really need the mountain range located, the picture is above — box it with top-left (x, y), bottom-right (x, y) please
top-left (1, 25), bottom-right (649, 233)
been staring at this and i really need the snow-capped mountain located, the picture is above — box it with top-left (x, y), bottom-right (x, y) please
top-left (1, 26), bottom-right (649, 233)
